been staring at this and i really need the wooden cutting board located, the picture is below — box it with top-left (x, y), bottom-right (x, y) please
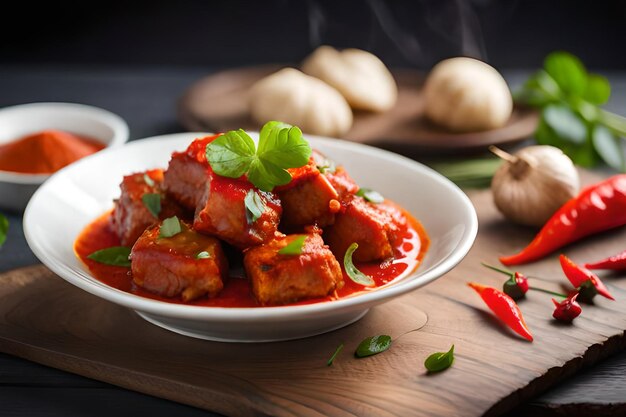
top-left (177, 66), bottom-right (539, 153)
top-left (1, 173), bottom-right (626, 417)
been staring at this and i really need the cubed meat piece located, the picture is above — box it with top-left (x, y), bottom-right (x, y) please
top-left (131, 220), bottom-right (228, 301)
top-left (278, 172), bottom-right (340, 230)
top-left (325, 166), bottom-right (359, 203)
top-left (324, 196), bottom-right (398, 262)
top-left (163, 135), bottom-right (220, 210)
top-left (194, 177), bottom-right (282, 249)
top-left (110, 169), bottom-right (187, 246)
top-left (244, 233), bottom-right (344, 305)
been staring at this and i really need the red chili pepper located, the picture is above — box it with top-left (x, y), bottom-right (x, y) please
top-left (468, 282), bottom-right (534, 342)
top-left (585, 249), bottom-right (626, 271)
top-left (552, 293), bottom-right (582, 322)
top-left (503, 272), bottom-right (529, 300)
top-left (500, 175), bottom-right (626, 266)
top-left (560, 254), bottom-right (614, 301)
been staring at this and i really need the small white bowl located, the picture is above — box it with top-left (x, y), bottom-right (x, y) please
top-left (0, 102), bottom-right (129, 212)
top-left (25, 132), bottom-right (477, 342)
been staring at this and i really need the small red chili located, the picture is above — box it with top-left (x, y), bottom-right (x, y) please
top-left (585, 249), bottom-right (626, 271)
top-left (468, 282), bottom-right (534, 342)
top-left (503, 272), bottom-right (529, 300)
top-left (501, 175), bottom-right (626, 266)
top-left (560, 254), bottom-right (615, 302)
top-left (552, 293), bottom-right (582, 322)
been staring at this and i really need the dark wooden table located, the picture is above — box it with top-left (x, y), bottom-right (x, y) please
top-left (0, 66), bottom-right (624, 417)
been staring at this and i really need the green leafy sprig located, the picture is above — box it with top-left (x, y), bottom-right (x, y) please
top-left (516, 51), bottom-right (626, 171)
top-left (206, 121), bottom-right (312, 191)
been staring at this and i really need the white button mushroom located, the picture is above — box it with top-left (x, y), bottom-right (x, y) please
top-left (423, 57), bottom-right (513, 132)
top-left (302, 45), bottom-right (398, 112)
top-left (249, 68), bottom-right (353, 137)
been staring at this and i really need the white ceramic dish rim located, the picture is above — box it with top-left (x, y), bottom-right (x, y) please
top-left (24, 132), bottom-right (478, 321)
top-left (0, 102), bottom-right (129, 184)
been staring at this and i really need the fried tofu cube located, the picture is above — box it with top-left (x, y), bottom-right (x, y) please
top-left (278, 172), bottom-right (339, 229)
top-left (194, 178), bottom-right (282, 249)
top-left (131, 220), bottom-right (228, 301)
top-left (110, 169), bottom-right (186, 246)
top-left (324, 197), bottom-right (398, 262)
top-left (162, 135), bottom-right (217, 210)
top-left (325, 165), bottom-right (359, 203)
top-left (244, 233), bottom-right (344, 305)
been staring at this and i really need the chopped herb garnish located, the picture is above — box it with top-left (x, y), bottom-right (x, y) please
top-left (87, 246), bottom-right (131, 267)
top-left (278, 235), bottom-right (307, 256)
top-left (196, 251), bottom-right (211, 259)
top-left (355, 335), bottom-right (392, 358)
top-left (356, 188), bottom-right (384, 204)
top-left (424, 345), bottom-right (455, 373)
top-left (326, 343), bottom-right (344, 366)
top-left (0, 212), bottom-right (8, 248)
top-left (343, 243), bottom-right (375, 286)
top-left (141, 193), bottom-right (162, 218)
top-left (143, 173), bottom-right (155, 187)
top-left (206, 121), bottom-right (312, 191)
top-left (244, 189), bottom-right (265, 224)
top-left (159, 216), bottom-right (182, 238)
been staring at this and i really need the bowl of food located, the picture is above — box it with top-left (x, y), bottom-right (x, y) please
top-left (24, 124), bottom-right (477, 342)
top-left (0, 102), bottom-right (129, 211)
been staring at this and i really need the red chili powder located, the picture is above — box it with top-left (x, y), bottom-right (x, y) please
top-left (0, 129), bottom-right (105, 174)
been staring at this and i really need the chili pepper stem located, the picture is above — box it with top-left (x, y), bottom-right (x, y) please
top-left (529, 287), bottom-right (568, 298)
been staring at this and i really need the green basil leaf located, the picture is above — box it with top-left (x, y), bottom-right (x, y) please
top-left (159, 216), bottom-right (182, 238)
top-left (583, 74), bottom-right (611, 105)
top-left (542, 105), bottom-right (587, 145)
top-left (206, 130), bottom-right (256, 179)
top-left (544, 51), bottom-right (587, 96)
top-left (196, 251), bottom-right (211, 259)
top-left (87, 246), bottom-right (131, 267)
top-left (278, 235), bottom-right (307, 256)
top-left (515, 70), bottom-right (562, 107)
top-left (244, 189), bottom-right (266, 224)
top-left (143, 173), bottom-right (155, 187)
top-left (592, 125), bottom-right (625, 172)
top-left (247, 158), bottom-right (293, 192)
top-left (258, 124), bottom-right (311, 169)
top-left (343, 243), bottom-right (375, 286)
top-left (424, 345), bottom-right (455, 373)
top-left (355, 335), bottom-right (392, 358)
top-left (356, 188), bottom-right (384, 204)
top-left (141, 193), bottom-right (162, 218)
top-left (0, 213), bottom-right (8, 248)
top-left (326, 343), bottom-right (344, 366)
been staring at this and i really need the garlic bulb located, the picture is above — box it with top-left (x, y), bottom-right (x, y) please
top-left (491, 145), bottom-right (580, 227)
top-left (302, 45), bottom-right (397, 112)
top-left (423, 57), bottom-right (513, 132)
top-left (249, 68), bottom-right (353, 137)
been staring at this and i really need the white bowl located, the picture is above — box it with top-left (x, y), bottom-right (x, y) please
top-left (24, 132), bottom-right (477, 342)
top-left (0, 102), bottom-right (129, 212)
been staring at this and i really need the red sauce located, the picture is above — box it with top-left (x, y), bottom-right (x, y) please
top-left (0, 130), bottom-right (105, 174)
top-left (74, 206), bottom-right (429, 308)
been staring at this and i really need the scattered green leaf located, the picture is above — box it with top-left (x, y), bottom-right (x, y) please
top-left (326, 343), bottom-right (344, 366)
top-left (355, 335), bottom-right (392, 358)
top-left (196, 251), bottom-right (211, 259)
top-left (278, 235), bottom-right (307, 256)
top-left (356, 188), bottom-right (384, 204)
top-left (244, 189), bottom-right (266, 224)
top-left (0, 213), bottom-right (8, 248)
top-left (87, 246), bottom-right (131, 267)
top-left (424, 345), bottom-right (455, 373)
top-left (343, 243), bottom-right (375, 286)
top-left (430, 158), bottom-right (502, 189)
top-left (206, 121), bottom-right (312, 191)
top-left (143, 173), bottom-right (155, 187)
top-left (141, 193), bottom-right (162, 218)
top-left (542, 105), bottom-right (587, 144)
top-left (159, 216), bottom-right (182, 238)
top-left (592, 125), bottom-right (625, 172)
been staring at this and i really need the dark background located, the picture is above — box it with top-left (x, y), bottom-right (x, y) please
top-left (2, 0), bottom-right (625, 70)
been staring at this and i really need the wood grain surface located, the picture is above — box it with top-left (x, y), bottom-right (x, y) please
top-left (1, 173), bottom-right (625, 417)
top-left (177, 66), bottom-right (539, 153)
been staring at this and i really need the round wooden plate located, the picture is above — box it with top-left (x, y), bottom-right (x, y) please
top-left (178, 65), bottom-right (539, 153)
